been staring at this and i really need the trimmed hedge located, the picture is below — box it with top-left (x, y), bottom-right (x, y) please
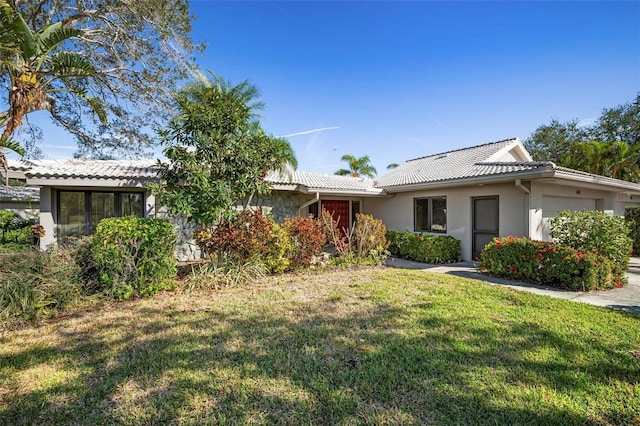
top-left (92, 217), bottom-right (177, 300)
top-left (387, 231), bottom-right (461, 264)
top-left (550, 210), bottom-right (631, 286)
top-left (625, 206), bottom-right (640, 255)
top-left (479, 236), bottom-right (616, 291)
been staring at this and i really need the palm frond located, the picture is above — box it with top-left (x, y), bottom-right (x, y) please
top-left (35, 23), bottom-right (82, 55)
top-left (0, 134), bottom-right (25, 156)
top-left (335, 169), bottom-right (351, 176)
top-left (49, 52), bottom-right (97, 77)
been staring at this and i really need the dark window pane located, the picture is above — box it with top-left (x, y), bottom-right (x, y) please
top-left (121, 193), bottom-right (144, 217)
top-left (59, 192), bottom-right (86, 241)
top-left (432, 198), bottom-right (447, 232)
top-left (414, 198), bottom-right (430, 231)
top-left (91, 193), bottom-right (115, 234)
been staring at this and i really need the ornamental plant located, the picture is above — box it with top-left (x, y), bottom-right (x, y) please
top-left (549, 210), bottom-right (632, 285)
top-left (195, 209), bottom-right (295, 274)
top-left (92, 217), bottom-right (177, 300)
top-left (351, 213), bottom-right (389, 263)
top-left (387, 231), bottom-right (461, 264)
top-left (479, 236), bottom-right (616, 291)
top-left (283, 216), bottom-right (325, 268)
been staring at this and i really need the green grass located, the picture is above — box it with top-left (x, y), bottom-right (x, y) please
top-left (1, 267), bottom-right (639, 425)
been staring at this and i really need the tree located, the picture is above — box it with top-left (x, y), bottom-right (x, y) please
top-left (148, 74), bottom-right (297, 228)
top-left (0, 0), bottom-right (101, 180)
top-left (387, 163), bottom-right (399, 169)
top-left (524, 94), bottom-right (640, 182)
top-left (0, 0), bottom-right (201, 160)
top-left (335, 154), bottom-right (377, 178)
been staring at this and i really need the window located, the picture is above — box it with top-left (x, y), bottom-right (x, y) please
top-left (57, 190), bottom-right (145, 241)
top-left (414, 197), bottom-right (447, 232)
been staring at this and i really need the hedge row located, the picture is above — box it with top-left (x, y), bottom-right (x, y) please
top-left (479, 236), bottom-right (619, 291)
top-left (387, 231), bottom-right (461, 264)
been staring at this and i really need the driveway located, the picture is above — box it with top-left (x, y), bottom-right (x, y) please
top-left (385, 257), bottom-right (640, 315)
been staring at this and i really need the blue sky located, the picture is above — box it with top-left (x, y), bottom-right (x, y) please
top-left (29, 1), bottom-right (640, 175)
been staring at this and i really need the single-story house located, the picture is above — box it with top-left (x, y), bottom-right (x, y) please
top-left (8, 137), bottom-right (640, 261)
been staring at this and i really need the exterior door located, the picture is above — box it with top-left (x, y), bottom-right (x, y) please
top-left (472, 196), bottom-right (499, 260)
top-left (321, 200), bottom-right (350, 235)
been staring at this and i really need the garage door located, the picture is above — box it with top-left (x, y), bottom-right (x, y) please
top-left (541, 196), bottom-right (597, 240)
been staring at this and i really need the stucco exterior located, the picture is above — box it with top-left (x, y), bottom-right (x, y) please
top-left (365, 182), bottom-right (529, 261)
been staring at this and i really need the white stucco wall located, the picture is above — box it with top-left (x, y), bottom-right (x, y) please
top-left (364, 182), bottom-right (528, 261)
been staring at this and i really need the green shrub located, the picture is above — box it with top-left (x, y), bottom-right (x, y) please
top-left (0, 210), bottom-right (39, 245)
top-left (479, 236), bottom-right (615, 291)
top-left (284, 216), bottom-right (325, 268)
top-left (387, 231), bottom-right (461, 264)
top-left (92, 217), bottom-right (177, 300)
top-left (625, 206), bottom-right (640, 255)
top-left (264, 223), bottom-right (292, 273)
top-left (0, 246), bottom-right (84, 321)
top-left (550, 210), bottom-right (631, 286)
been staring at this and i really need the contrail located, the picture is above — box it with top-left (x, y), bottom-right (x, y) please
top-left (280, 126), bottom-right (340, 138)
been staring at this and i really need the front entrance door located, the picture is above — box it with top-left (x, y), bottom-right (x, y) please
top-left (321, 200), bottom-right (350, 235)
top-left (472, 196), bottom-right (499, 260)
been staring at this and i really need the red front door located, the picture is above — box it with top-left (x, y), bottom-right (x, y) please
top-left (321, 200), bottom-right (350, 235)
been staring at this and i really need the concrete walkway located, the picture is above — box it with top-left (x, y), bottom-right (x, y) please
top-left (385, 257), bottom-right (640, 315)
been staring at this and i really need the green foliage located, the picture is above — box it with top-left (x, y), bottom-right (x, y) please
top-left (91, 217), bottom-right (177, 300)
top-left (3, 0), bottom-right (202, 159)
top-left (549, 210), bottom-right (632, 286)
top-left (264, 223), bottom-right (292, 274)
top-left (149, 74), bottom-right (297, 227)
top-left (524, 94), bottom-right (640, 181)
top-left (387, 231), bottom-right (461, 264)
top-left (0, 210), bottom-right (39, 245)
top-left (283, 216), bottom-right (326, 268)
top-left (480, 237), bottom-right (616, 291)
top-left (0, 245), bottom-right (84, 321)
top-left (335, 154), bottom-right (377, 177)
top-left (625, 206), bottom-right (640, 255)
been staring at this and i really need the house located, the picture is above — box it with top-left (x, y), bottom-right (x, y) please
top-left (8, 138), bottom-right (640, 261)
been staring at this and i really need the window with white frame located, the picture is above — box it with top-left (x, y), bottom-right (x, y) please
top-left (414, 197), bottom-right (447, 232)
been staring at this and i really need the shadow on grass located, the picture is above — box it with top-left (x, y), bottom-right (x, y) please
top-left (1, 290), bottom-right (639, 425)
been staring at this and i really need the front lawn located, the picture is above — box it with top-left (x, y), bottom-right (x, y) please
top-left (1, 268), bottom-right (638, 425)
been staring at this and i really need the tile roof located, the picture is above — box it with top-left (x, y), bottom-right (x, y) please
top-left (376, 138), bottom-right (544, 187)
top-left (21, 159), bottom-right (159, 180)
top-left (266, 170), bottom-right (379, 191)
top-left (0, 185), bottom-right (40, 201)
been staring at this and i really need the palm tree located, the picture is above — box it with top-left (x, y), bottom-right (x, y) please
top-left (335, 154), bottom-right (377, 178)
top-left (387, 163), bottom-right (399, 170)
top-left (608, 141), bottom-right (640, 182)
top-left (566, 140), bottom-right (610, 176)
top-left (0, 0), bottom-right (103, 183)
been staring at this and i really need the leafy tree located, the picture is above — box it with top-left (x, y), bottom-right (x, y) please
top-left (0, 0), bottom-right (100, 180)
top-left (335, 154), bottom-right (377, 178)
top-left (524, 94), bottom-right (640, 181)
top-left (0, 0), bottom-right (201, 160)
top-left (148, 74), bottom-right (297, 228)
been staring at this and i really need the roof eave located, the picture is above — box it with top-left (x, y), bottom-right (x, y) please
top-left (381, 168), bottom-right (555, 193)
top-left (552, 170), bottom-right (640, 193)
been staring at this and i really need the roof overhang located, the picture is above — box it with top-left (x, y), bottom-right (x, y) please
top-left (25, 177), bottom-right (160, 188)
top-left (382, 168), bottom-right (556, 193)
